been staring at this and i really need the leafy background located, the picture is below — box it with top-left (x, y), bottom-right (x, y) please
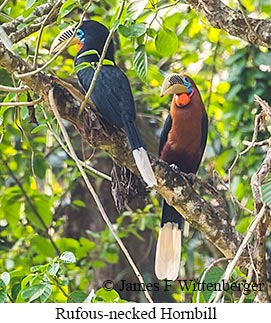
top-left (0, 0), bottom-right (270, 303)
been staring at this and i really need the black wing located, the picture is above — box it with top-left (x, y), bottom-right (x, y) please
top-left (77, 65), bottom-right (136, 128)
top-left (159, 113), bottom-right (172, 156)
top-left (200, 110), bottom-right (208, 154)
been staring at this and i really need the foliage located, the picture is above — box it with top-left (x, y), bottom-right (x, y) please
top-left (0, 0), bottom-right (271, 303)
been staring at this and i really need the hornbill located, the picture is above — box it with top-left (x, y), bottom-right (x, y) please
top-left (50, 20), bottom-right (157, 187)
top-left (155, 73), bottom-right (208, 281)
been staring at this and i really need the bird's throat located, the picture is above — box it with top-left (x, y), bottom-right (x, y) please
top-left (174, 93), bottom-right (191, 107)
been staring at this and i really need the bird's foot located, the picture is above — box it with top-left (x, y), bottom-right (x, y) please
top-left (170, 163), bottom-right (180, 172)
top-left (185, 173), bottom-right (196, 185)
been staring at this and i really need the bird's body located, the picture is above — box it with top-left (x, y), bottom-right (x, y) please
top-left (155, 74), bottom-right (208, 281)
top-left (50, 20), bottom-right (156, 187)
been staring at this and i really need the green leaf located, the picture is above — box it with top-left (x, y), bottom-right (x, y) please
top-left (133, 45), bottom-right (148, 82)
top-left (192, 266), bottom-right (225, 303)
top-left (127, 0), bottom-right (148, 20)
top-left (11, 283), bottom-right (21, 302)
top-left (59, 0), bottom-right (78, 18)
top-left (146, 28), bottom-right (156, 38)
top-left (25, 0), bottom-right (36, 10)
top-left (31, 235), bottom-right (55, 258)
top-left (26, 195), bottom-right (52, 230)
top-left (30, 265), bottom-right (44, 273)
top-left (33, 154), bottom-right (48, 179)
top-left (21, 106), bottom-right (29, 120)
top-left (1, 272), bottom-right (10, 287)
top-left (74, 62), bottom-right (92, 73)
top-left (60, 251), bottom-right (76, 264)
top-left (103, 59), bottom-right (114, 66)
top-left (21, 283), bottom-right (51, 303)
top-left (0, 290), bottom-right (7, 303)
top-left (77, 50), bottom-right (99, 59)
top-left (94, 288), bottom-right (122, 303)
top-left (68, 291), bottom-right (88, 303)
top-left (47, 261), bottom-right (60, 276)
top-left (31, 124), bottom-right (47, 134)
top-left (118, 23), bottom-right (146, 38)
top-left (39, 284), bottom-right (52, 303)
top-left (72, 199), bottom-right (86, 208)
top-left (0, 278), bottom-right (6, 290)
top-left (155, 27), bottom-right (178, 57)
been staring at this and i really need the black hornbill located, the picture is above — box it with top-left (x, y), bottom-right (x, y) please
top-left (155, 73), bottom-right (208, 281)
top-left (50, 20), bottom-right (157, 187)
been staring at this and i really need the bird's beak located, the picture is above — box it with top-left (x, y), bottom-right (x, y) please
top-left (160, 74), bottom-right (188, 97)
top-left (50, 26), bottom-right (79, 55)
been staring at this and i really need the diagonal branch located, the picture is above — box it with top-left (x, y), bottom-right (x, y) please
top-left (188, 0), bottom-right (271, 48)
top-left (0, 41), bottom-right (248, 271)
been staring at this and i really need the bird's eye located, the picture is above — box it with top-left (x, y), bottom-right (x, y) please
top-left (76, 29), bottom-right (84, 40)
top-left (182, 77), bottom-right (191, 87)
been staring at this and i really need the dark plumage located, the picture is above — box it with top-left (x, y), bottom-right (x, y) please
top-left (51, 20), bottom-right (156, 187)
top-left (155, 74), bottom-right (208, 280)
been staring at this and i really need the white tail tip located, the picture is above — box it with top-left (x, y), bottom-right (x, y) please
top-left (155, 222), bottom-right (182, 281)
top-left (132, 147), bottom-right (157, 187)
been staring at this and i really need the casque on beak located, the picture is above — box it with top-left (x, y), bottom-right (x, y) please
top-left (160, 73), bottom-right (188, 97)
top-left (50, 26), bottom-right (79, 55)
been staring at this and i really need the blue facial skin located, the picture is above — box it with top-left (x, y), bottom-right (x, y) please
top-left (182, 77), bottom-right (193, 95)
top-left (76, 28), bottom-right (85, 43)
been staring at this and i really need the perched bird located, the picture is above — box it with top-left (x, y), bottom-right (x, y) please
top-left (50, 20), bottom-right (157, 187)
top-left (155, 73), bottom-right (208, 281)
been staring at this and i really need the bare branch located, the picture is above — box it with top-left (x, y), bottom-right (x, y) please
top-left (188, 0), bottom-right (271, 48)
top-left (213, 204), bottom-right (268, 303)
top-left (0, 98), bottom-right (42, 107)
top-left (0, 34), bottom-right (247, 274)
top-left (49, 88), bottom-right (154, 303)
top-left (78, 0), bottom-right (126, 115)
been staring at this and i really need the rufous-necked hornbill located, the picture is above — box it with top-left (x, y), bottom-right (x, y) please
top-left (155, 73), bottom-right (208, 281)
top-left (50, 20), bottom-right (157, 187)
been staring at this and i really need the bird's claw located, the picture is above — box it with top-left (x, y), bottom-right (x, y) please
top-left (185, 173), bottom-right (196, 185)
top-left (170, 163), bottom-right (179, 172)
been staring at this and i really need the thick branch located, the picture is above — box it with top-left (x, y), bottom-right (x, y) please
top-left (189, 0), bottom-right (271, 48)
top-left (0, 42), bottom-right (247, 270)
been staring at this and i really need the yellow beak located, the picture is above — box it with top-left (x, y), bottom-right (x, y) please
top-left (50, 26), bottom-right (80, 55)
top-left (160, 73), bottom-right (188, 97)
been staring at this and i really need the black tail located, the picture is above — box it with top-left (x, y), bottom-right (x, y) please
top-left (122, 119), bottom-right (157, 187)
top-left (122, 118), bottom-right (143, 150)
top-left (155, 200), bottom-right (183, 280)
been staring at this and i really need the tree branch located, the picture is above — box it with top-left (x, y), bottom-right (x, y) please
top-left (188, 0), bottom-right (271, 48)
top-left (0, 42), bottom-right (248, 272)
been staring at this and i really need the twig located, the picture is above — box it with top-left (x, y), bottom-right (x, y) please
top-left (48, 88), bottom-right (154, 303)
top-left (2, 159), bottom-right (61, 256)
top-left (0, 0), bottom-right (9, 12)
top-left (33, 0), bottom-right (63, 68)
top-left (78, 0), bottom-right (126, 116)
top-left (243, 138), bottom-right (270, 148)
top-left (41, 106), bottom-right (111, 181)
top-left (238, 264), bottom-right (253, 303)
top-left (212, 204), bottom-right (268, 303)
top-left (0, 98), bottom-right (42, 106)
top-left (0, 85), bottom-right (29, 93)
top-left (237, 0), bottom-right (265, 44)
top-left (14, 5), bottom-right (91, 79)
top-left (196, 257), bottom-right (230, 303)
top-left (228, 112), bottom-right (261, 185)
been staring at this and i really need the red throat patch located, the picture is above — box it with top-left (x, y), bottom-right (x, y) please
top-left (77, 42), bottom-right (84, 51)
top-left (174, 93), bottom-right (191, 107)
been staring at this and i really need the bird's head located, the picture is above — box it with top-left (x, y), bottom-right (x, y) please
top-left (160, 73), bottom-right (194, 107)
top-left (50, 20), bottom-right (115, 63)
